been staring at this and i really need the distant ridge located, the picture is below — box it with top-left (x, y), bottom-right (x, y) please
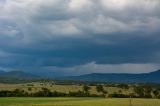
top-left (148, 70), bottom-right (160, 74)
top-left (0, 70), bottom-right (160, 83)
top-left (59, 70), bottom-right (160, 83)
top-left (0, 70), bottom-right (39, 83)
top-left (0, 70), bottom-right (5, 74)
top-left (0, 71), bottom-right (37, 78)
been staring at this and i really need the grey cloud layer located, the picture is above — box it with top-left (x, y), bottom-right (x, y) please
top-left (0, 0), bottom-right (160, 73)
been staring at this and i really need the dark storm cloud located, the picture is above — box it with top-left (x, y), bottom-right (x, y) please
top-left (0, 0), bottom-right (160, 73)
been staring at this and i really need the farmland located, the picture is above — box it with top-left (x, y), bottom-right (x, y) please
top-left (0, 97), bottom-right (160, 106)
top-left (0, 82), bottom-right (160, 106)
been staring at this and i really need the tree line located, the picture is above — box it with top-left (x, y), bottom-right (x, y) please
top-left (0, 87), bottom-right (105, 97)
top-left (0, 84), bottom-right (160, 98)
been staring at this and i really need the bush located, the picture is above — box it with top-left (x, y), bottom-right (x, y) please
top-left (108, 93), bottom-right (129, 98)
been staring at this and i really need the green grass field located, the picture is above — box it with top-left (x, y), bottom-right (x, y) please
top-left (0, 97), bottom-right (159, 106)
top-left (0, 83), bottom-right (159, 106)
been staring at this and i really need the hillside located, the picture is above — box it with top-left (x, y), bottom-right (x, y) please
top-left (0, 71), bottom-right (39, 83)
top-left (60, 70), bottom-right (160, 83)
top-left (0, 70), bottom-right (160, 83)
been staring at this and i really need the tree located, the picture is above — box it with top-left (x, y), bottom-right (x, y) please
top-left (103, 90), bottom-right (108, 94)
top-left (28, 87), bottom-right (32, 91)
top-left (119, 90), bottom-right (122, 93)
top-left (117, 83), bottom-right (129, 90)
top-left (134, 86), bottom-right (144, 97)
top-left (143, 85), bottom-right (152, 98)
top-left (153, 89), bottom-right (159, 98)
top-left (83, 85), bottom-right (90, 94)
top-left (96, 85), bottom-right (104, 94)
top-left (41, 87), bottom-right (52, 97)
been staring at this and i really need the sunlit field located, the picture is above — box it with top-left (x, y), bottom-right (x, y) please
top-left (0, 97), bottom-right (160, 106)
top-left (0, 82), bottom-right (160, 106)
top-left (0, 82), bottom-right (133, 94)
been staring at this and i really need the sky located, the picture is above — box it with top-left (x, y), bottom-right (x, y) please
top-left (0, 0), bottom-right (160, 75)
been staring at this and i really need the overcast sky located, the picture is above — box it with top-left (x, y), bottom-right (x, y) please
top-left (0, 0), bottom-right (160, 75)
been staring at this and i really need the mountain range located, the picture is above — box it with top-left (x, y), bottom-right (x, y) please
top-left (0, 70), bottom-right (39, 83)
top-left (61, 70), bottom-right (160, 83)
top-left (0, 70), bottom-right (160, 83)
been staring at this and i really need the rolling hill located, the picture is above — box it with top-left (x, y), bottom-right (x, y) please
top-left (0, 70), bottom-right (160, 83)
top-left (59, 70), bottom-right (160, 83)
top-left (0, 71), bottom-right (39, 83)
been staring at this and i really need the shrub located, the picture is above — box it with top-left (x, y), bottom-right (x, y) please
top-left (108, 93), bottom-right (129, 98)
